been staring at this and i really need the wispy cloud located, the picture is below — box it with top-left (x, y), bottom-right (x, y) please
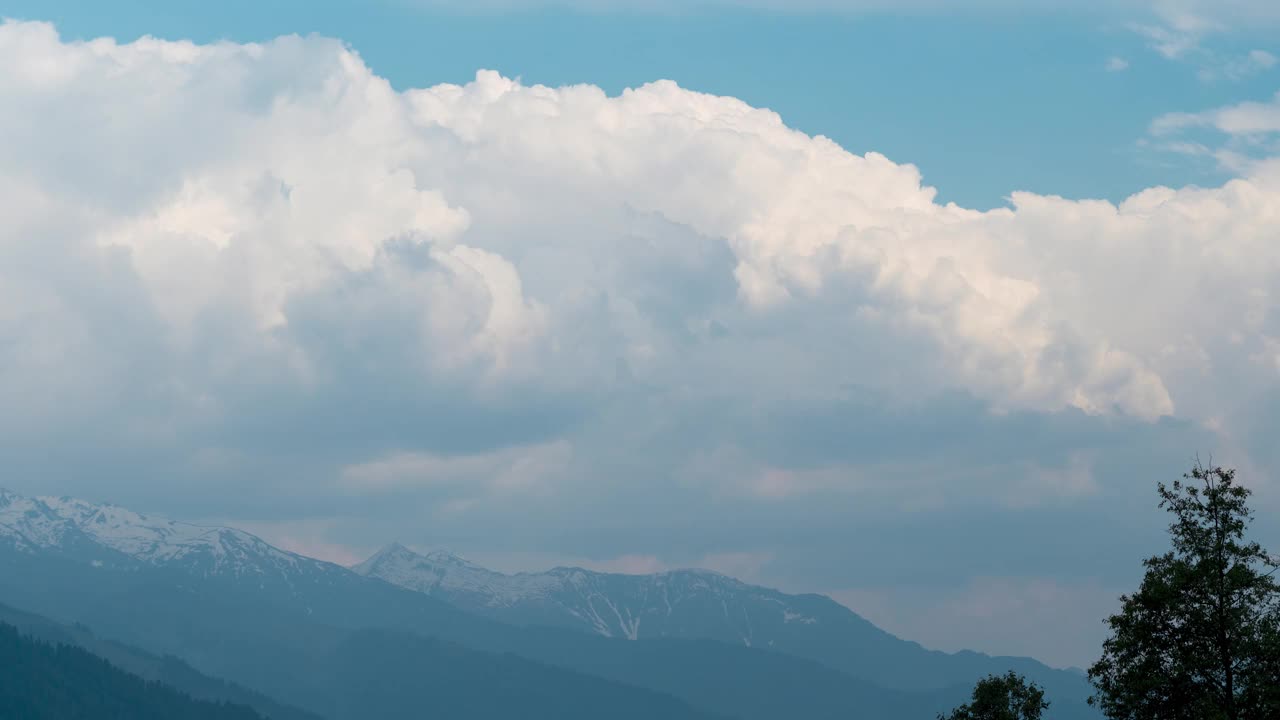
top-left (1148, 91), bottom-right (1280, 171)
top-left (1151, 92), bottom-right (1280, 136)
top-left (1130, 6), bottom-right (1221, 60)
top-left (1118, 1), bottom-right (1279, 81)
top-left (339, 442), bottom-right (574, 498)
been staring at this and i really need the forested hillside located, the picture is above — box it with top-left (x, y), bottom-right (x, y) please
top-left (0, 623), bottom-right (264, 720)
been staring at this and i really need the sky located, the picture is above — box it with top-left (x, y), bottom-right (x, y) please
top-left (2, 0), bottom-right (1280, 669)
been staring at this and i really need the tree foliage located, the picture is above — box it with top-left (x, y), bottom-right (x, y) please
top-left (938, 671), bottom-right (1050, 720)
top-left (0, 622), bottom-right (263, 720)
top-left (1088, 464), bottom-right (1280, 720)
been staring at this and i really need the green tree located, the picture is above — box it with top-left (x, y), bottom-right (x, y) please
top-left (938, 671), bottom-right (1049, 720)
top-left (1088, 464), bottom-right (1280, 720)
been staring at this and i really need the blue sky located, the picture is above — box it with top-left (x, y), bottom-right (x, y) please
top-left (13, 0), bottom-right (1280, 207)
top-left (2, 0), bottom-right (1280, 669)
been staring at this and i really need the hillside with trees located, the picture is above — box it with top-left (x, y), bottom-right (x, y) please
top-left (0, 623), bottom-right (265, 720)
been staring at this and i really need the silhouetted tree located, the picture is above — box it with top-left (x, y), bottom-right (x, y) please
top-left (938, 671), bottom-right (1049, 720)
top-left (1088, 463), bottom-right (1280, 720)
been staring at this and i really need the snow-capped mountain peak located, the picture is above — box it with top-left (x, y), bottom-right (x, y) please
top-left (354, 543), bottom-right (564, 606)
top-left (0, 488), bottom-right (324, 577)
top-left (353, 543), bottom-right (820, 644)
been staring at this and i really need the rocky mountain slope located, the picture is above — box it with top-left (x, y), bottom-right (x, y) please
top-left (354, 541), bottom-right (1096, 702)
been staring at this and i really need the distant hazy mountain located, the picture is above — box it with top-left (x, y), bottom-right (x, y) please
top-left (0, 601), bottom-right (319, 720)
top-left (354, 542), bottom-right (790, 642)
top-left (0, 488), bottom-right (1101, 719)
top-left (0, 488), bottom-right (721, 720)
top-left (355, 542), bottom-right (1096, 703)
top-left (0, 622), bottom-right (264, 720)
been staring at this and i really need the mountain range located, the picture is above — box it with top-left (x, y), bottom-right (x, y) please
top-left (0, 488), bottom-right (1102, 719)
top-left (354, 541), bottom-right (1088, 697)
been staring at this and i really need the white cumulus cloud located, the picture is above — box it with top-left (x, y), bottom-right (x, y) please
top-left (2, 19), bottom-right (1280, 500)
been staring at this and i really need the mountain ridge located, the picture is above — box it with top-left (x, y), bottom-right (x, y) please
top-left (353, 541), bottom-right (1097, 703)
top-left (0, 487), bottom-right (333, 580)
top-left (0, 487), bottom-right (1102, 719)
top-left (354, 542), bottom-right (765, 641)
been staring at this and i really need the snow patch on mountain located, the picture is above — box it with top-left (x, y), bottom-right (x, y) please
top-left (783, 609), bottom-right (818, 624)
top-left (353, 542), bottom-right (819, 643)
top-left (0, 488), bottom-right (326, 577)
top-left (353, 543), bottom-right (566, 606)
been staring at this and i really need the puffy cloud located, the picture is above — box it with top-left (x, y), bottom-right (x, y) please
top-left (4, 20), bottom-right (1280, 468)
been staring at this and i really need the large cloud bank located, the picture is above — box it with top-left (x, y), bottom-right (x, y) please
top-left (6, 18), bottom-right (1280, 669)
top-left (2, 19), bottom-right (1279, 515)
